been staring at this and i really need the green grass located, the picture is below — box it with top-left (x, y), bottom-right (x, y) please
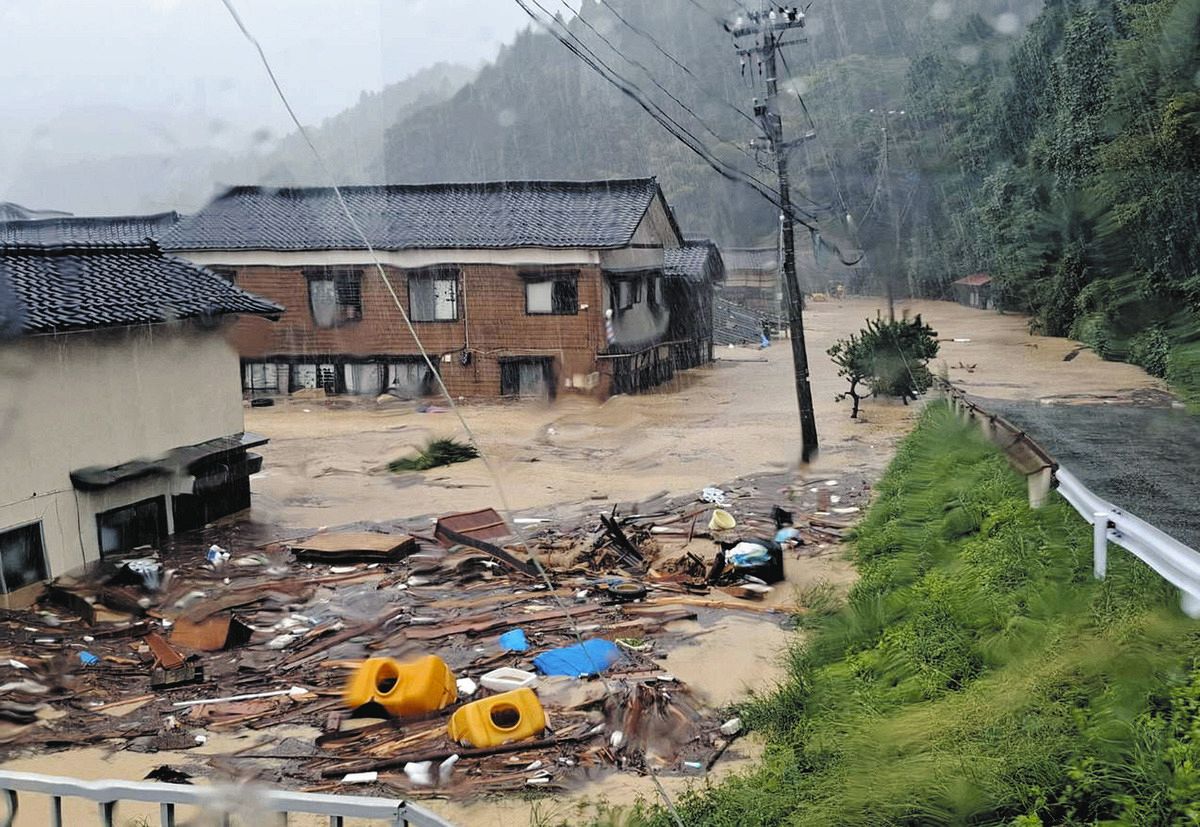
top-left (614, 404), bottom-right (1200, 826)
top-left (387, 437), bottom-right (479, 472)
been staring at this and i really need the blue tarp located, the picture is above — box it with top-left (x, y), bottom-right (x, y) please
top-left (498, 628), bottom-right (529, 652)
top-left (532, 639), bottom-right (622, 677)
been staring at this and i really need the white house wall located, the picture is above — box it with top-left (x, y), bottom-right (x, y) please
top-left (631, 195), bottom-right (683, 249)
top-left (0, 325), bottom-right (244, 577)
top-left (599, 203), bottom-right (676, 347)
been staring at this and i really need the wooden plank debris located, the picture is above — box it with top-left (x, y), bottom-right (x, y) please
top-left (289, 532), bottom-right (417, 563)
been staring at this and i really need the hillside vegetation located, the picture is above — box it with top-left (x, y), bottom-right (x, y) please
top-left (902, 0), bottom-right (1200, 403)
top-left (615, 405), bottom-right (1200, 826)
top-left (380, 0), bottom-right (1040, 247)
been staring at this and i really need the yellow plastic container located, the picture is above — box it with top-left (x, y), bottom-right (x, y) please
top-left (708, 509), bottom-right (736, 531)
top-left (343, 655), bottom-right (457, 717)
top-left (448, 687), bottom-right (546, 748)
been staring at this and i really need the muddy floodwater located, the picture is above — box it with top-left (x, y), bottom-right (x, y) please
top-left (3, 297), bottom-right (1171, 826)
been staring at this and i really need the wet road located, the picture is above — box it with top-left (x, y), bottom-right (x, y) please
top-left (982, 399), bottom-right (1200, 550)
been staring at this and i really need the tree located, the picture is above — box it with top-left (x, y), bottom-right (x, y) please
top-left (828, 329), bottom-right (873, 418)
top-left (828, 314), bottom-right (940, 418)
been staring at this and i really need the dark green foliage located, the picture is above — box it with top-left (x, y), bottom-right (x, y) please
top-left (613, 405), bottom-right (1200, 826)
top-left (387, 438), bottom-right (479, 472)
top-left (904, 0), bottom-right (1200, 399)
top-left (1130, 325), bottom-right (1173, 377)
top-left (828, 315), bottom-right (939, 416)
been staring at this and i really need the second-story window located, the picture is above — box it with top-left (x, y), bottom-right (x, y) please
top-left (615, 277), bottom-right (641, 312)
top-left (409, 268), bottom-right (459, 321)
top-left (306, 268), bottom-right (362, 327)
top-left (523, 270), bottom-right (579, 315)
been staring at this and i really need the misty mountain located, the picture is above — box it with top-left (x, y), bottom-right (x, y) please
top-left (380, 0), bottom-right (1043, 246)
top-left (2, 63), bottom-right (475, 216)
top-left (214, 62), bottom-right (477, 188)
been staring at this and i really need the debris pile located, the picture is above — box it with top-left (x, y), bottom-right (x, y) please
top-left (0, 471), bottom-right (869, 796)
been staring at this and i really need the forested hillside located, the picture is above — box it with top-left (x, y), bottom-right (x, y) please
top-left (381, 0), bottom-right (1040, 248)
top-left (902, 0), bottom-right (1200, 399)
top-left (223, 62), bottom-right (476, 188)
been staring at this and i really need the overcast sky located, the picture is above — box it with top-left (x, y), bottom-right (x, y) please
top-left (0, 0), bottom-right (547, 167)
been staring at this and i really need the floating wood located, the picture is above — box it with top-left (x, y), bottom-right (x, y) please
top-left (151, 662), bottom-right (204, 690)
top-left (434, 509), bottom-right (511, 545)
top-left (171, 614), bottom-right (253, 652)
top-left (599, 514), bottom-right (644, 567)
top-left (433, 511), bottom-right (537, 577)
top-left (402, 603), bottom-right (606, 641)
top-left (144, 632), bottom-right (185, 670)
top-left (320, 733), bottom-right (594, 778)
top-left (290, 532), bottom-right (416, 563)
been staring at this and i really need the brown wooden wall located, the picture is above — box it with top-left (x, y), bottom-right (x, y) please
top-left (227, 263), bottom-right (611, 398)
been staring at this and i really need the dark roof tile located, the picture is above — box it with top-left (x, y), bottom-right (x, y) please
top-left (0, 222), bottom-right (282, 335)
top-left (665, 239), bottom-right (724, 283)
top-left (724, 246), bottom-right (779, 272)
top-left (159, 179), bottom-right (665, 251)
top-left (0, 213), bottom-right (179, 248)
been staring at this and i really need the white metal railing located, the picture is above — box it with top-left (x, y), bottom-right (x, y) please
top-left (940, 380), bottom-right (1200, 618)
top-left (0, 770), bottom-right (455, 827)
top-left (1056, 468), bottom-right (1200, 618)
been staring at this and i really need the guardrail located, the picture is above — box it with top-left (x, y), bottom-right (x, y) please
top-left (0, 770), bottom-right (455, 827)
top-left (938, 380), bottom-right (1200, 618)
top-left (1056, 468), bottom-right (1200, 618)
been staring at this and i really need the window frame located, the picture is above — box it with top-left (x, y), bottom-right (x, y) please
top-left (522, 269), bottom-right (580, 316)
top-left (95, 496), bottom-right (168, 558)
top-left (407, 267), bottom-right (460, 323)
top-left (613, 276), bottom-right (642, 313)
top-left (0, 521), bottom-right (48, 594)
top-left (646, 274), bottom-right (660, 309)
top-left (304, 267), bottom-right (364, 327)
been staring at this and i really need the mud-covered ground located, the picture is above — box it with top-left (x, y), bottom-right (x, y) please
top-left (3, 297), bottom-right (1166, 826)
top-left (245, 296), bottom-right (1159, 533)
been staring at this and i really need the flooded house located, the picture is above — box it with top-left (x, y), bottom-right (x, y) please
top-left (160, 178), bottom-right (717, 399)
top-left (0, 215), bottom-right (281, 591)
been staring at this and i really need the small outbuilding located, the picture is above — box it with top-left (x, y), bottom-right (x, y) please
top-left (952, 273), bottom-right (993, 309)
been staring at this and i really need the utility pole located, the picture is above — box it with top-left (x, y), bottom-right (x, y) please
top-left (881, 109), bottom-right (895, 322)
top-left (733, 6), bottom-right (819, 463)
top-left (871, 106), bottom-right (907, 322)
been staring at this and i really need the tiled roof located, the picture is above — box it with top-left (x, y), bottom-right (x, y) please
top-left (0, 212), bottom-right (179, 247)
top-left (723, 246), bottom-right (778, 272)
top-left (0, 222), bottom-right (282, 335)
top-left (954, 272), bottom-right (992, 287)
top-left (159, 179), bottom-right (667, 252)
top-left (664, 239), bottom-right (725, 283)
top-left (0, 202), bottom-right (72, 222)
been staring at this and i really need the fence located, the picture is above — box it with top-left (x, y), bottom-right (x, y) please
top-left (940, 379), bottom-right (1200, 618)
top-left (0, 770), bottom-right (455, 827)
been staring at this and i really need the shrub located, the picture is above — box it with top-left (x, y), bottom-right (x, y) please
top-left (388, 437), bottom-right (479, 471)
top-left (827, 314), bottom-right (940, 417)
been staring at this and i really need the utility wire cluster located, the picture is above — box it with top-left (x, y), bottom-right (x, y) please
top-left (512, 0), bottom-right (843, 236)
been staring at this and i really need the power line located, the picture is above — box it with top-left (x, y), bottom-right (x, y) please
top-left (519, 0), bottom-right (812, 217)
top-left (516, 0), bottom-right (840, 232)
top-left (777, 47), bottom-right (853, 218)
top-left (593, 0), bottom-right (761, 129)
top-left (558, 0), bottom-right (757, 162)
